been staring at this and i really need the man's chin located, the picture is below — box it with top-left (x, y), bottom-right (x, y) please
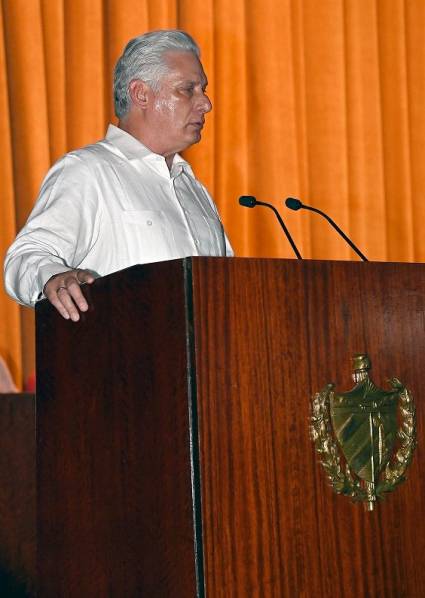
top-left (179, 131), bottom-right (202, 152)
top-left (192, 131), bottom-right (202, 144)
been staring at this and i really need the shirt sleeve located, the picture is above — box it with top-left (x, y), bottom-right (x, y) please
top-left (3, 154), bottom-right (102, 307)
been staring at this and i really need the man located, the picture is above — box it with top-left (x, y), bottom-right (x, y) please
top-left (4, 30), bottom-right (232, 321)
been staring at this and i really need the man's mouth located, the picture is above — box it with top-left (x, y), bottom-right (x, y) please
top-left (188, 120), bottom-right (205, 129)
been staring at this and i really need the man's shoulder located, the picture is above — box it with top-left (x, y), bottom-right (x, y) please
top-left (64, 138), bottom-right (115, 167)
top-left (40, 138), bottom-right (118, 192)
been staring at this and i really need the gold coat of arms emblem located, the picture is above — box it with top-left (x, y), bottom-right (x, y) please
top-left (311, 354), bottom-right (416, 510)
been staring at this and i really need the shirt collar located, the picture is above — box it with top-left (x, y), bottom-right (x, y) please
top-left (105, 124), bottom-right (193, 179)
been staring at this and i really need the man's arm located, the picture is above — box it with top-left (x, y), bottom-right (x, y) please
top-left (4, 154), bottom-right (101, 318)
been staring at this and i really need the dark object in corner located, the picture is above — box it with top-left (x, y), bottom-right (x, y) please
top-left (0, 564), bottom-right (31, 597)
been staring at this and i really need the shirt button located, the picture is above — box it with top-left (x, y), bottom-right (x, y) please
top-left (147, 220), bottom-right (153, 226)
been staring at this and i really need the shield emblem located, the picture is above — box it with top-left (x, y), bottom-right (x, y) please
top-left (310, 354), bottom-right (416, 510)
top-left (330, 380), bottom-right (398, 483)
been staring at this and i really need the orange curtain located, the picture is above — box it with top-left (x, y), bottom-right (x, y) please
top-left (1, 0), bottom-right (425, 387)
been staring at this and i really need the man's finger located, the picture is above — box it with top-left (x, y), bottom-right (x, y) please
top-left (75, 269), bottom-right (95, 284)
top-left (56, 286), bottom-right (83, 322)
top-left (64, 279), bottom-right (89, 313)
top-left (47, 290), bottom-right (71, 320)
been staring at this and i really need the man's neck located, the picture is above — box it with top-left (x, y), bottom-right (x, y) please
top-left (117, 119), bottom-right (175, 171)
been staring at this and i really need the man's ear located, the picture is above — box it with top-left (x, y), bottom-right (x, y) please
top-left (128, 80), bottom-right (151, 109)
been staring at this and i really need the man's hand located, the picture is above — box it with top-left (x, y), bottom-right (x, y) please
top-left (44, 269), bottom-right (95, 322)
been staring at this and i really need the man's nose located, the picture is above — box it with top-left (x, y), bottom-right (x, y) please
top-left (199, 93), bottom-right (212, 114)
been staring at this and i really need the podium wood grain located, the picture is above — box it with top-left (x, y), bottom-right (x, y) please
top-left (190, 258), bottom-right (425, 598)
top-left (0, 393), bottom-right (35, 596)
top-left (36, 258), bottom-right (425, 597)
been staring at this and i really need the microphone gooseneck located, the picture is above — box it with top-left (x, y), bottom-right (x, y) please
top-left (239, 196), bottom-right (302, 259)
top-left (285, 197), bottom-right (368, 262)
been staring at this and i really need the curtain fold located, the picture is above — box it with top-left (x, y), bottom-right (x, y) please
top-left (1, 0), bottom-right (424, 386)
top-left (0, 3), bottom-right (21, 385)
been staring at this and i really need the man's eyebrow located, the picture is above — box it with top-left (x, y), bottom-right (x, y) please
top-left (178, 78), bottom-right (208, 87)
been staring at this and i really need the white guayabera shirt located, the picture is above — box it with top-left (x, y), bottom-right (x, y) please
top-left (4, 125), bottom-right (233, 307)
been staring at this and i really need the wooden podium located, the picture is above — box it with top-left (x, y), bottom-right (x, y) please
top-left (35, 257), bottom-right (425, 597)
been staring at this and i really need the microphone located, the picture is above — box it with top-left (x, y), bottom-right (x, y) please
top-left (285, 197), bottom-right (368, 262)
top-left (239, 196), bottom-right (302, 259)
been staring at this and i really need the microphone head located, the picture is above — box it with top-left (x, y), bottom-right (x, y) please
top-left (285, 197), bottom-right (303, 211)
top-left (239, 195), bottom-right (257, 208)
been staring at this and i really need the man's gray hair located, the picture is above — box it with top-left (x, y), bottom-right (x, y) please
top-left (113, 29), bottom-right (200, 119)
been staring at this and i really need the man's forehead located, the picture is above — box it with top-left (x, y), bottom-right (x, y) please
top-left (163, 50), bottom-right (207, 83)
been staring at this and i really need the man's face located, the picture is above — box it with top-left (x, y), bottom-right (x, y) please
top-left (145, 51), bottom-right (212, 156)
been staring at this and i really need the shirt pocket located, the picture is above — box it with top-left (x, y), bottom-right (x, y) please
top-left (119, 209), bottom-right (177, 261)
top-left (121, 209), bottom-right (164, 227)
